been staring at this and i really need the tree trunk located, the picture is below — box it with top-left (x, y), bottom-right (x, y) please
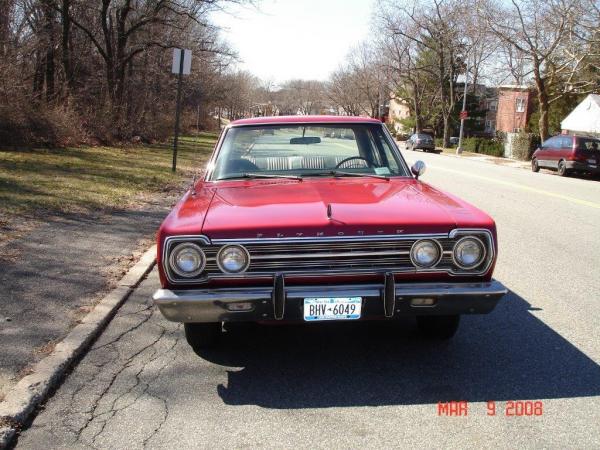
top-left (42, 0), bottom-right (56, 103)
top-left (437, 41), bottom-right (451, 147)
top-left (442, 114), bottom-right (450, 146)
top-left (533, 67), bottom-right (549, 141)
top-left (413, 95), bottom-right (422, 133)
top-left (61, 0), bottom-right (73, 95)
top-left (0, 0), bottom-right (13, 57)
top-left (33, 51), bottom-right (45, 100)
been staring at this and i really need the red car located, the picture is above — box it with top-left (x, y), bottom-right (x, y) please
top-left (532, 134), bottom-right (600, 176)
top-left (153, 116), bottom-right (507, 350)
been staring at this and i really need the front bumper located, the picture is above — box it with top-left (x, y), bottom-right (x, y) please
top-left (153, 279), bottom-right (507, 323)
top-left (565, 161), bottom-right (600, 173)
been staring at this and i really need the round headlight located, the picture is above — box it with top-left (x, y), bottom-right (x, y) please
top-left (217, 245), bottom-right (250, 274)
top-left (453, 237), bottom-right (485, 269)
top-left (169, 243), bottom-right (205, 277)
top-left (410, 239), bottom-right (441, 268)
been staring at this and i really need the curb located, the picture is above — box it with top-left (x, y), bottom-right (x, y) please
top-left (0, 245), bottom-right (157, 449)
top-left (395, 140), bottom-right (530, 170)
top-left (436, 150), bottom-right (530, 169)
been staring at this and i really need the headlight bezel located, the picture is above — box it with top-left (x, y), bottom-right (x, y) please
top-left (168, 242), bottom-right (206, 278)
top-left (410, 239), bottom-right (443, 269)
top-left (216, 244), bottom-right (251, 274)
top-left (452, 236), bottom-right (486, 270)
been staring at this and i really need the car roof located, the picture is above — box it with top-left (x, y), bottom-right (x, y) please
top-left (230, 115), bottom-right (382, 126)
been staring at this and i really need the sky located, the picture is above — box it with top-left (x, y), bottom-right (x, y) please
top-left (210, 0), bottom-right (375, 84)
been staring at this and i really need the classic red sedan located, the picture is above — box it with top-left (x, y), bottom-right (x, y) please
top-left (153, 116), bottom-right (507, 350)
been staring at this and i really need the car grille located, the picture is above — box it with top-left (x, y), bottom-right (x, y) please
top-left (163, 232), bottom-right (494, 283)
top-left (202, 238), bottom-right (457, 274)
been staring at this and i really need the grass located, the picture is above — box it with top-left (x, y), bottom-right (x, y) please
top-left (437, 147), bottom-right (481, 157)
top-left (0, 133), bottom-right (217, 219)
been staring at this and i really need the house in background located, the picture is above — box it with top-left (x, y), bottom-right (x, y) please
top-left (495, 85), bottom-right (534, 133)
top-left (483, 88), bottom-right (498, 135)
top-left (387, 95), bottom-right (411, 134)
top-left (561, 94), bottom-right (600, 136)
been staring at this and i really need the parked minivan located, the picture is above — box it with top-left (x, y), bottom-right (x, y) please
top-left (531, 134), bottom-right (600, 176)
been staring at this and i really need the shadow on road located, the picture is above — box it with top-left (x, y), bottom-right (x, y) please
top-left (193, 289), bottom-right (600, 408)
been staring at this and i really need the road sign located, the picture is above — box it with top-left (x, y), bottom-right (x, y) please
top-left (171, 49), bottom-right (192, 172)
top-left (172, 49), bottom-right (191, 75)
top-left (459, 110), bottom-right (468, 120)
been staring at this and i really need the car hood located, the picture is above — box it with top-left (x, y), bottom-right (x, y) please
top-left (180, 178), bottom-right (494, 240)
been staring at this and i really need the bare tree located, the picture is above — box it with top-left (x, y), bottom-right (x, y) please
top-left (378, 0), bottom-right (467, 146)
top-left (0, 0), bottom-right (253, 145)
top-left (327, 66), bottom-right (364, 116)
top-left (377, 22), bottom-right (434, 132)
top-left (479, 0), bottom-right (598, 140)
top-left (279, 80), bottom-right (325, 115)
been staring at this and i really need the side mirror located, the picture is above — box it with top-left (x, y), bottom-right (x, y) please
top-left (411, 160), bottom-right (426, 179)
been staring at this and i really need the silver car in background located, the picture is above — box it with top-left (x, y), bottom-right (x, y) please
top-left (407, 133), bottom-right (436, 152)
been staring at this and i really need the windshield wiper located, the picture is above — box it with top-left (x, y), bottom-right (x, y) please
top-left (217, 173), bottom-right (303, 181)
top-left (302, 170), bottom-right (390, 180)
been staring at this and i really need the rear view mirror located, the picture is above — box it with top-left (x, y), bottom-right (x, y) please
top-left (290, 136), bottom-right (321, 145)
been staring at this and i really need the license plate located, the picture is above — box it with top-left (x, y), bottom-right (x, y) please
top-left (303, 297), bottom-right (362, 321)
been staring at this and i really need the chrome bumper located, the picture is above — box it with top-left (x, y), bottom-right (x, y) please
top-left (153, 279), bottom-right (508, 323)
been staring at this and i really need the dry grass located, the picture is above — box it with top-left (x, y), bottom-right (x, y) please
top-left (0, 133), bottom-right (217, 225)
top-left (437, 147), bottom-right (481, 157)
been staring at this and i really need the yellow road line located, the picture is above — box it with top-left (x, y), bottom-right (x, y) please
top-left (430, 165), bottom-right (600, 210)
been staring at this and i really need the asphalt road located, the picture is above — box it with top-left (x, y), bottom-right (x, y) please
top-left (15, 150), bottom-right (600, 449)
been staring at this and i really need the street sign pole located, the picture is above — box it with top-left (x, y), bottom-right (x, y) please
top-left (172, 49), bottom-right (184, 172)
top-left (457, 56), bottom-right (469, 155)
top-left (171, 48), bottom-right (191, 172)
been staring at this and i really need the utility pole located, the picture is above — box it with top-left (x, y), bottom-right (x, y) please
top-left (457, 55), bottom-right (469, 155)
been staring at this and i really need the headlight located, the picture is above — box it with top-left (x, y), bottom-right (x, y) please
top-left (169, 243), bottom-right (206, 277)
top-left (453, 237), bottom-right (485, 269)
top-left (410, 239), bottom-right (441, 268)
top-left (217, 245), bottom-right (250, 273)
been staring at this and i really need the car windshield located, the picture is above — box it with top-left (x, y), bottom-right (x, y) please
top-left (209, 124), bottom-right (409, 181)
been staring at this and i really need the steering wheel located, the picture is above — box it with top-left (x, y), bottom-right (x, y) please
top-left (334, 156), bottom-right (373, 169)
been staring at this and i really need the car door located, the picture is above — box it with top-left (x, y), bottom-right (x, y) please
top-left (536, 137), bottom-right (558, 168)
top-left (545, 136), bottom-right (565, 168)
top-left (556, 136), bottom-right (574, 164)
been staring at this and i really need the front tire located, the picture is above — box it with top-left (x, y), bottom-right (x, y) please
top-left (416, 315), bottom-right (460, 340)
top-left (184, 322), bottom-right (222, 350)
top-left (531, 158), bottom-right (540, 172)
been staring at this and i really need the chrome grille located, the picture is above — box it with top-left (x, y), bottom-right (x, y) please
top-left (205, 239), bottom-right (457, 274)
top-left (162, 231), bottom-right (494, 284)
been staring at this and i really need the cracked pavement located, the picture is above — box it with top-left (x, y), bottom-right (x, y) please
top-left (15, 271), bottom-right (180, 449)
top-left (13, 153), bottom-right (600, 449)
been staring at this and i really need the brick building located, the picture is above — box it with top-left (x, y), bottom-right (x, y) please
top-left (495, 85), bottom-right (534, 133)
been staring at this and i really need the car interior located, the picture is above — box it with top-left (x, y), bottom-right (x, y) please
top-left (213, 125), bottom-right (406, 179)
